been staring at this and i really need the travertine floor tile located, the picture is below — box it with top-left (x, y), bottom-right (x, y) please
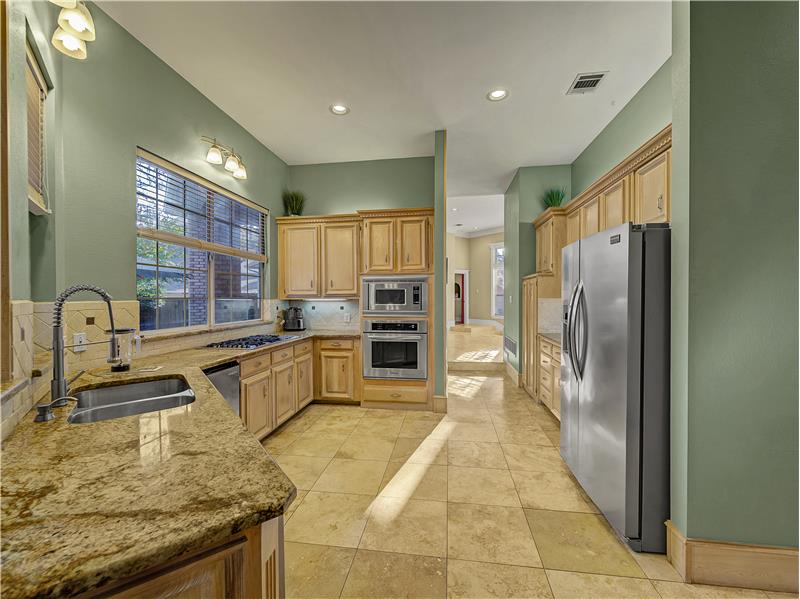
top-left (399, 418), bottom-right (446, 438)
top-left (336, 435), bottom-right (398, 461)
top-left (501, 444), bottom-right (567, 473)
top-left (352, 416), bottom-right (405, 438)
top-left (547, 570), bottom-right (660, 598)
top-left (512, 470), bottom-right (599, 513)
top-left (526, 509), bottom-right (645, 578)
top-left (545, 430), bottom-right (560, 446)
top-left (448, 503), bottom-right (541, 567)
top-left (312, 458), bottom-right (388, 495)
top-left (652, 581), bottom-right (770, 598)
top-left (262, 431), bottom-right (302, 455)
top-left (494, 423), bottom-right (553, 446)
top-left (428, 421), bottom-right (499, 443)
top-left (285, 491), bottom-right (373, 548)
top-left (360, 496), bottom-right (447, 557)
top-left (284, 489), bottom-right (308, 521)
top-left (380, 462), bottom-right (448, 502)
top-left (275, 455), bottom-right (332, 490)
top-left (341, 549), bottom-right (446, 599)
top-left (627, 548), bottom-right (682, 582)
top-left (447, 559), bottom-right (552, 599)
top-left (285, 542), bottom-right (355, 598)
top-left (390, 437), bottom-right (448, 465)
top-left (448, 466), bottom-right (520, 506)
top-left (282, 433), bottom-right (349, 458)
top-left (448, 440), bottom-right (508, 469)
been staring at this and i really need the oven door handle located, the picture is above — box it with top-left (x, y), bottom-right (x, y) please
top-left (365, 334), bottom-right (424, 341)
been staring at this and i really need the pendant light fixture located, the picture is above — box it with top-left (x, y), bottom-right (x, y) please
top-left (57, 1), bottom-right (96, 41)
top-left (201, 137), bottom-right (248, 180)
top-left (48, 0), bottom-right (77, 8)
top-left (51, 27), bottom-right (87, 60)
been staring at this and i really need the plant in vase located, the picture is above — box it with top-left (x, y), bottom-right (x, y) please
top-left (542, 187), bottom-right (565, 209)
top-left (282, 190), bottom-right (306, 216)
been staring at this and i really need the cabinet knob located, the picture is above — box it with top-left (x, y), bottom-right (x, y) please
top-left (406, 254), bottom-right (410, 262)
top-left (341, 364), bottom-right (345, 372)
top-left (330, 279), bottom-right (334, 287)
top-left (332, 342), bottom-right (341, 347)
top-left (385, 254), bottom-right (389, 262)
top-left (390, 392), bottom-right (401, 398)
top-left (310, 279), bottom-right (314, 287)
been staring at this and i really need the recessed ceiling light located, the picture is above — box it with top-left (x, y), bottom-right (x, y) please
top-left (473, 226), bottom-right (479, 230)
top-left (451, 208), bottom-right (457, 212)
top-left (486, 88), bottom-right (508, 102)
top-left (329, 104), bottom-right (350, 115)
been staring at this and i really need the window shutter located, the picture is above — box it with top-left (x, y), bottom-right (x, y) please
top-left (25, 46), bottom-right (46, 209)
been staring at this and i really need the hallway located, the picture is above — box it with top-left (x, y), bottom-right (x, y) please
top-left (447, 325), bottom-right (504, 372)
top-left (261, 372), bottom-right (778, 599)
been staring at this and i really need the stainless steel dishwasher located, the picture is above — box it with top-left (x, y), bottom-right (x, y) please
top-left (204, 362), bottom-right (240, 416)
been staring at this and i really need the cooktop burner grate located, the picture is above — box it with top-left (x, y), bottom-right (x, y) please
top-left (207, 334), bottom-right (299, 350)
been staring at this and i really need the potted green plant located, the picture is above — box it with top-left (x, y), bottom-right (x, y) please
top-left (282, 190), bottom-right (306, 216)
top-left (542, 187), bottom-right (566, 209)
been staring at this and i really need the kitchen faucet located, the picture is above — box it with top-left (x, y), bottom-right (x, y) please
top-left (37, 285), bottom-right (121, 421)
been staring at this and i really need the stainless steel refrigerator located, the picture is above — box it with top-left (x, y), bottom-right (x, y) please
top-left (560, 222), bottom-right (670, 553)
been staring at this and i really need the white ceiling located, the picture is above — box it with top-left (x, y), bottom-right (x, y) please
top-left (447, 195), bottom-right (505, 236)
top-left (100, 1), bottom-right (671, 197)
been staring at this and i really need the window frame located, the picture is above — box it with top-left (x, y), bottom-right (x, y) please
top-left (135, 149), bottom-right (269, 336)
top-left (26, 41), bottom-right (48, 213)
top-left (489, 242), bottom-right (505, 320)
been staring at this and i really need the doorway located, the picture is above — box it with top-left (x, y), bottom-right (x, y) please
top-left (454, 273), bottom-right (465, 325)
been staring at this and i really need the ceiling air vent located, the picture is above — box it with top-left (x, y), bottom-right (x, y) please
top-left (567, 71), bottom-right (607, 95)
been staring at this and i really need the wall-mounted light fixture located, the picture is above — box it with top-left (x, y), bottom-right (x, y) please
top-left (49, 0), bottom-right (95, 59)
top-left (201, 137), bottom-right (247, 180)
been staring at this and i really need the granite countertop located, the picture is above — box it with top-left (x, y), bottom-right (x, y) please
top-left (540, 331), bottom-right (562, 345)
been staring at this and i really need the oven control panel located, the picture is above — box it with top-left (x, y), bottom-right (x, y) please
top-left (363, 319), bottom-right (428, 333)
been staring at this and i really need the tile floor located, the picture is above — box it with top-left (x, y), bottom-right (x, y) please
top-left (447, 326), bottom-right (504, 372)
top-left (264, 372), bottom-right (790, 599)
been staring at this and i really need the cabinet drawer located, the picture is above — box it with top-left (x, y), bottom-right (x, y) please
top-left (320, 339), bottom-right (354, 350)
top-left (540, 352), bottom-right (552, 369)
top-left (363, 384), bottom-right (427, 404)
top-left (540, 340), bottom-right (552, 356)
top-left (240, 353), bottom-right (270, 378)
top-left (552, 346), bottom-right (561, 362)
top-left (271, 346), bottom-right (294, 365)
top-left (294, 341), bottom-right (313, 357)
top-left (539, 367), bottom-right (553, 391)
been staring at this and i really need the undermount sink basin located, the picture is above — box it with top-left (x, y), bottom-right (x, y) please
top-left (67, 378), bottom-right (195, 424)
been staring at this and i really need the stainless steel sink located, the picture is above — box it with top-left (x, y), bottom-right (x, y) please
top-left (67, 378), bottom-right (195, 424)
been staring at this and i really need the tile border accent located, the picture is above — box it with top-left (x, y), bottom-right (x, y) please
top-left (665, 520), bottom-right (798, 593)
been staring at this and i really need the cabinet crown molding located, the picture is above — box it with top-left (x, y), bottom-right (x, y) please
top-left (357, 207), bottom-right (434, 219)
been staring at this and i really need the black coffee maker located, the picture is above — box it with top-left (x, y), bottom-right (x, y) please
top-left (284, 306), bottom-right (305, 331)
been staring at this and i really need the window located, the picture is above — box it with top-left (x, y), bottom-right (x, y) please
top-left (490, 243), bottom-right (505, 318)
top-left (135, 150), bottom-right (267, 332)
top-left (26, 43), bottom-right (47, 211)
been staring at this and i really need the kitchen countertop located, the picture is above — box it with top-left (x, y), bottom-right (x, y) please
top-left (540, 331), bottom-right (562, 345)
top-left (0, 329), bottom-right (358, 599)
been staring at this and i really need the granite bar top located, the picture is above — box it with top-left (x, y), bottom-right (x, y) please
top-left (540, 331), bottom-right (562, 345)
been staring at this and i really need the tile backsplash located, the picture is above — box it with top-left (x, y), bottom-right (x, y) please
top-left (288, 300), bottom-right (360, 331)
top-left (538, 298), bottom-right (562, 333)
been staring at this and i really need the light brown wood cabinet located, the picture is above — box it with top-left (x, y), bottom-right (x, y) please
top-left (272, 360), bottom-right (296, 427)
top-left (295, 352), bottom-right (313, 410)
top-left (322, 221), bottom-right (360, 296)
top-left (537, 336), bottom-right (561, 420)
top-left (360, 208), bottom-right (433, 274)
top-left (319, 349), bottom-right (354, 400)
top-left (535, 219), bottom-right (553, 273)
top-left (278, 224), bottom-right (319, 298)
top-left (533, 209), bottom-right (567, 280)
top-left (580, 195), bottom-right (600, 239)
top-left (600, 176), bottom-right (630, 230)
top-left (634, 149), bottom-right (670, 224)
top-left (522, 276), bottom-right (538, 397)
top-left (241, 370), bottom-right (273, 439)
top-left (566, 210), bottom-right (581, 245)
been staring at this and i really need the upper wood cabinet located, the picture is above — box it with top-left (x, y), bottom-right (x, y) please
top-left (566, 210), bottom-right (581, 246)
top-left (533, 209), bottom-right (566, 277)
top-left (580, 196), bottom-right (600, 239)
top-left (278, 223), bottom-right (319, 298)
top-left (360, 208), bottom-right (433, 274)
top-left (634, 149), bottom-right (671, 224)
top-left (536, 219), bottom-right (553, 273)
top-left (277, 216), bottom-right (360, 299)
top-left (322, 221), bottom-right (359, 296)
top-left (363, 218), bottom-right (395, 273)
top-left (600, 176), bottom-right (631, 230)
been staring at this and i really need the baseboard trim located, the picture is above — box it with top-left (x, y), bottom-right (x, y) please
top-left (665, 520), bottom-right (798, 593)
top-left (433, 394), bottom-right (447, 413)
top-left (504, 361), bottom-right (520, 385)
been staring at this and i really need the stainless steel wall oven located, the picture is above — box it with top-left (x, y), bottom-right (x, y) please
top-left (363, 320), bottom-right (427, 380)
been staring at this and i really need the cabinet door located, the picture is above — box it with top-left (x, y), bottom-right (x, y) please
top-left (634, 150), bottom-right (670, 224)
top-left (320, 350), bottom-right (354, 400)
top-left (397, 216), bottom-right (428, 272)
top-left (363, 219), bottom-right (395, 273)
top-left (281, 225), bottom-right (319, 297)
top-left (295, 353), bottom-right (313, 410)
top-left (551, 359), bottom-right (561, 419)
top-left (273, 360), bottom-right (296, 426)
top-left (241, 371), bottom-right (272, 439)
top-left (566, 211), bottom-right (581, 245)
top-left (580, 196), bottom-right (600, 239)
top-left (536, 220), bottom-right (552, 273)
top-left (600, 177), bottom-right (630, 230)
top-left (322, 222), bottom-right (359, 296)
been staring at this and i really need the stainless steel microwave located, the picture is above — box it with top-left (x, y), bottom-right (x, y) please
top-left (362, 276), bottom-right (428, 316)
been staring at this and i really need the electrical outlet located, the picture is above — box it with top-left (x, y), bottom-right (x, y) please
top-left (73, 332), bottom-right (88, 353)
top-left (343, 313), bottom-right (351, 323)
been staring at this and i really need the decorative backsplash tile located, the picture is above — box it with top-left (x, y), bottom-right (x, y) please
top-left (288, 300), bottom-right (360, 331)
top-left (538, 298), bottom-right (562, 333)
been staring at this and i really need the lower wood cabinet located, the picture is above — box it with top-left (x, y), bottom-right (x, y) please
top-left (537, 336), bottom-right (562, 420)
top-left (522, 277), bottom-right (538, 397)
top-left (319, 349), bottom-right (354, 400)
top-left (273, 360), bottom-right (296, 427)
top-left (241, 371), bottom-right (273, 440)
top-left (362, 381), bottom-right (427, 405)
top-left (295, 353), bottom-right (313, 410)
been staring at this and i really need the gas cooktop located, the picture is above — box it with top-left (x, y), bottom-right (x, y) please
top-left (207, 334), bottom-right (300, 350)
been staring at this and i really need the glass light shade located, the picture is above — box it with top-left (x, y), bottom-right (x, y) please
top-left (52, 27), bottom-right (87, 60)
top-left (233, 162), bottom-right (247, 180)
top-left (49, 0), bottom-right (77, 8)
top-left (486, 88), bottom-right (508, 101)
top-left (206, 145), bottom-right (223, 164)
top-left (224, 153), bottom-right (240, 172)
top-left (57, 2), bottom-right (95, 41)
top-left (329, 104), bottom-right (350, 115)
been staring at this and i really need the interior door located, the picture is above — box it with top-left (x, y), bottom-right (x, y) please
top-left (559, 240), bottom-right (580, 471)
top-left (576, 223), bottom-right (633, 538)
top-left (454, 273), bottom-right (464, 324)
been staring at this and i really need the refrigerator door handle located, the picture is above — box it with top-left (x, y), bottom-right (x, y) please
top-left (576, 286), bottom-right (589, 378)
top-left (568, 282), bottom-right (582, 380)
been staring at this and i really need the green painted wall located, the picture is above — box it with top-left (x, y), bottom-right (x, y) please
top-left (671, 1), bottom-right (798, 547)
top-left (571, 58), bottom-right (672, 197)
top-left (288, 157), bottom-right (434, 215)
top-left (503, 166), bottom-right (571, 372)
top-left (433, 131), bottom-right (447, 397)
